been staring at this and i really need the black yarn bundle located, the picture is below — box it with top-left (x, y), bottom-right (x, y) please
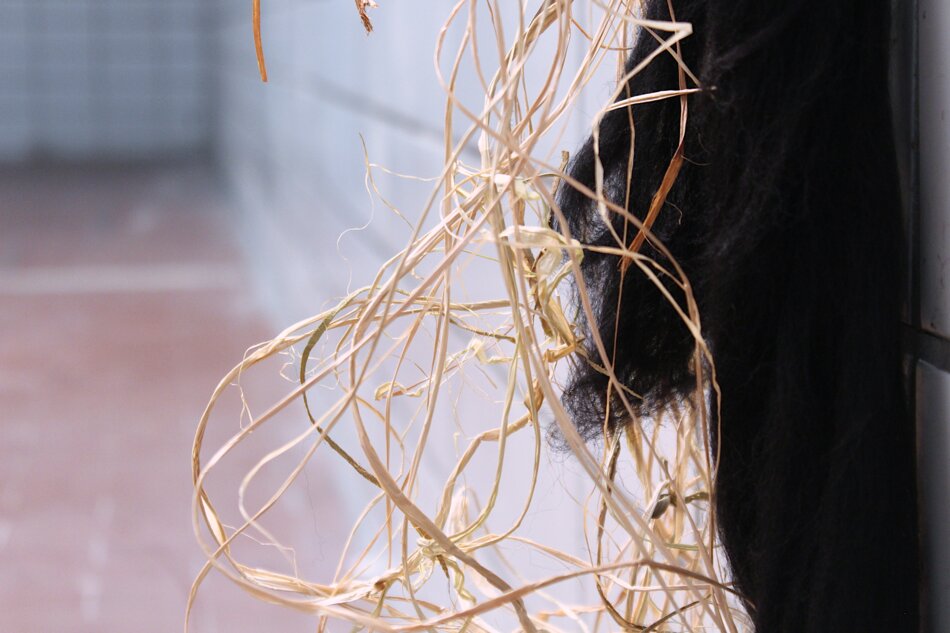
top-left (555, 1), bottom-right (920, 631)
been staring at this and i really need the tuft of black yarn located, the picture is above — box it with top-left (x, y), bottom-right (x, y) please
top-left (555, 1), bottom-right (920, 631)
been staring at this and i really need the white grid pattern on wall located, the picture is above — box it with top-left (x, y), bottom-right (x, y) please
top-left (0, 0), bottom-right (212, 160)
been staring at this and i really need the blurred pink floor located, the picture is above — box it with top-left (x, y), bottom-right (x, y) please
top-left (0, 164), bottom-right (337, 632)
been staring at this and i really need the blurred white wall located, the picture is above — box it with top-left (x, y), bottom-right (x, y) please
top-left (214, 1), bottom-right (478, 322)
top-left (210, 1), bottom-right (611, 605)
top-left (0, 0), bottom-right (212, 160)
top-left (212, 1), bottom-right (610, 323)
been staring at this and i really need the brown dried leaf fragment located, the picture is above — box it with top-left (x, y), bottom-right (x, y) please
top-left (355, 0), bottom-right (378, 33)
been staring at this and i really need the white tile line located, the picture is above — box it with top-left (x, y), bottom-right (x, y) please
top-left (0, 264), bottom-right (242, 295)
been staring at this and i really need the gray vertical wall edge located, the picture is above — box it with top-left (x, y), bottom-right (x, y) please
top-left (909, 0), bottom-right (950, 630)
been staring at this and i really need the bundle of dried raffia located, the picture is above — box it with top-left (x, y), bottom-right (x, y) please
top-left (189, 1), bottom-right (747, 631)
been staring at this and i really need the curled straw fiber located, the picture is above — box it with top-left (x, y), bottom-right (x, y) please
top-left (190, 1), bottom-right (746, 631)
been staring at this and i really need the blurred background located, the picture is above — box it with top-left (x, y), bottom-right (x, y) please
top-left (0, 2), bottom-right (600, 630)
top-left (0, 0), bottom-right (948, 631)
top-left (0, 1), bottom-right (461, 630)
